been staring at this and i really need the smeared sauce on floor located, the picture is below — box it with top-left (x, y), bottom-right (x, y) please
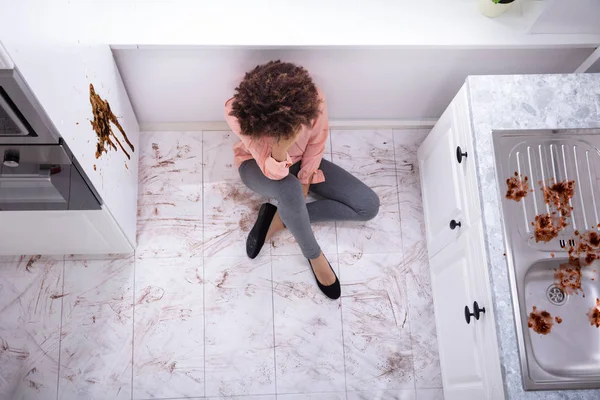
top-left (89, 83), bottom-right (135, 160)
top-left (528, 306), bottom-right (553, 335)
top-left (506, 172), bottom-right (530, 201)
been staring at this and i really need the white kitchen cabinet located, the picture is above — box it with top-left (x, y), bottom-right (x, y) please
top-left (419, 84), bottom-right (504, 400)
top-left (0, 38), bottom-right (139, 255)
top-left (430, 223), bottom-right (488, 400)
top-left (418, 86), bottom-right (480, 258)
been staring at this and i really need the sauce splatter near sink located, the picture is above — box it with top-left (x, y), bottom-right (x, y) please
top-left (506, 172), bottom-right (530, 201)
top-left (555, 316), bottom-right (563, 324)
top-left (542, 179), bottom-right (575, 218)
top-left (587, 298), bottom-right (600, 328)
top-left (528, 306), bottom-right (554, 335)
top-left (530, 179), bottom-right (575, 242)
top-left (554, 262), bottom-right (584, 296)
top-left (534, 213), bottom-right (566, 243)
top-left (569, 230), bottom-right (600, 265)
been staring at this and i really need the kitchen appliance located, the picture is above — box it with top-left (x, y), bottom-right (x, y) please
top-left (0, 68), bottom-right (101, 211)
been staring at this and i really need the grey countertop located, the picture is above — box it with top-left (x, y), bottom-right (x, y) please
top-left (466, 73), bottom-right (600, 400)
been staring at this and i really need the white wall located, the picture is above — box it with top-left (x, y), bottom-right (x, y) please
top-left (113, 47), bottom-right (593, 123)
top-left (529, 0), bottom-right (600, 34)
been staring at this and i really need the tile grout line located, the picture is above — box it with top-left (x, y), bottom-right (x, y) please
top-left (201, 130), bottom-right (207, 398)
top-left (131, 254), bottom-right (136, 400)
top-left (56, 256), bottom-right (66, 400)
top-left (392, 129), bottom-right (418, 394)
top-left (330, 129), bottom-right (349, 400)
top-left (270, 251), bottom-right (278, 396)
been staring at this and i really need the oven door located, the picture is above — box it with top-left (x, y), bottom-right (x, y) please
top-left (0, 145), bottom-right (101, 211)
top-left (0, 69), bottom-right (60, 145)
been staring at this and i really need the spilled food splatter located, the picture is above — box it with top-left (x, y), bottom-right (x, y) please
top-left (531, 179), bottom-right (575, 243)
top-left (534, 213), bottom-right (566, 243)
top-left (506, 172), bottom-right (530, 202)
top-left (587, 298), bottom-right (600, 328)
top-left (554, 262), bottom-right (583, 296)
top-left (528, 306), bottom-right (553, 335)
top-left (543, 179), bottom-right (575, 218)
top-left (89, 83), bottom-right (135, 160)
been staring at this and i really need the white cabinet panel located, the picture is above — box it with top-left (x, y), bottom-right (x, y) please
top-left (429, 232), bottom-right (487, 400)
top-left (0, 208), bottom-right (133, 255)
top-left (418, 95), bottom-right (464, 257)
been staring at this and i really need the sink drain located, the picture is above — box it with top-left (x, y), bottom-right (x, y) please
top-left (546, 285), bottom-right (567, 306)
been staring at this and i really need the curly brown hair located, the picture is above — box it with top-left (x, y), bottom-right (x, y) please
top-left (229, 60), bottom-right (321, 140)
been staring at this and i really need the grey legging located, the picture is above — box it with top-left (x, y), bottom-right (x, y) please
top-left (238, 158), bottom-right (380, 259)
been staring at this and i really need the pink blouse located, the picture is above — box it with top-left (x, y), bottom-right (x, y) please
top-left (224, 90), bottom-right (329, 185)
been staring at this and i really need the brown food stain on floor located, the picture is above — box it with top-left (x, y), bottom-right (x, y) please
top-left (216, 271), bottom-right (229, 288)
top-left (378, 352), bottom-right (412, 378)
top-left (587, 298), bottom-right (600, 327)
top-left (25, 255), bottom-right (41, 272)
top-left (555, 316), bottom-right (562, 324)
top-left (528, 306), bottom-right (553, 335)
top-left (506, 172), bottom-right (530, 201)
top-left (89, 83), bottom-right (135, 161)
top-left (136, 286), bottom-right (165, 305)
top-left (238, 212), bottom-right (254, 232)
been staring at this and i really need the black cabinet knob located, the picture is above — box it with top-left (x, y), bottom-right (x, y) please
top-left (464, 301), bottom-right (486, 324)
top-left (456, 146), bottom-right (468, 164)
top-left (450, 220), bottom-right (462, 230)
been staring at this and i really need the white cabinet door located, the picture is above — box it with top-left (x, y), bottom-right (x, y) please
top-left (452, 86), bottom-right (481, 222)
top-left (418, 96), bottom-right (465, 257)
top-left (467, 221), bottom-right (505, 400)
top-left (429, 231), bottom-right (488, 400)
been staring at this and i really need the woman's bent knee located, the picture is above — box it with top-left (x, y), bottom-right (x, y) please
top-left (275, 175), bottom-right (304, 201)
top-left (357, 187), bottom-right (380, 221)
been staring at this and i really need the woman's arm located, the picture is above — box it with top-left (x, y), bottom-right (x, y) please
top-left (298, 90), bottom-right (329, 185)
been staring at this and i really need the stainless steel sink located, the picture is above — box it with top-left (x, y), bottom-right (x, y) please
top-left (493, 128), bottom-right (600, 390)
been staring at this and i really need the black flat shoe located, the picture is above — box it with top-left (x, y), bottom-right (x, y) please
top-left (246, 203), bottom-right (278, 259)
top-left (308, 257), bottom-right (341, 300)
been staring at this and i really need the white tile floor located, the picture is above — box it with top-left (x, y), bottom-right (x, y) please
top-left (0, 129), bottom-right (443, 400)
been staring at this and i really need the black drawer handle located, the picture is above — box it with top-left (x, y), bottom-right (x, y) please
top-left (456, 146), bottom-right (468, 164)
top-left (465, 301), bottom-right (486, 324)
top-left (450, 220), bottom-right (462, 230)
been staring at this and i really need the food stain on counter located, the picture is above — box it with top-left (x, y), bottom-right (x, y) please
top-left (528, 306), bottom-right (553, 335)
top-left (89, 83), bottom-right (135, 161)
top-left (587, 298), bottom-right (600, 327)
top-left (555, 316), bottom-right (562, 324)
